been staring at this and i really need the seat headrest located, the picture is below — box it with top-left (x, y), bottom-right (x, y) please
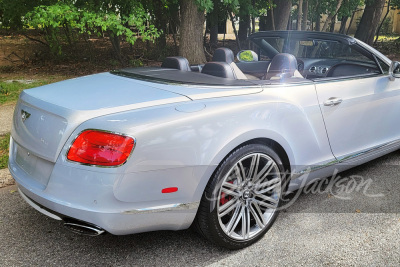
top-left (212, 48), bottom-right (235, 64)
top-left (265, 53), bottom-right (298, 80)
top-left (201, 62), bottom-right (236, 79)
top-left (161, 56), bottom-right (191, 71)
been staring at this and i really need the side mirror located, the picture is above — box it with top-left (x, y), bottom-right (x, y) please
top-left (237, 50), bottom-right (258, 62)
top-left (389, 61), bottom-right (400, 81)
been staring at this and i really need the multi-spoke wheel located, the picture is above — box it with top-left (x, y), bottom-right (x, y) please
top-left (194, 144), bottom-right (286, 249)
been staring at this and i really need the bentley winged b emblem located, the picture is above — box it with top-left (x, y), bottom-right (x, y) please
top-left (21, 110), bottom-right (31, 122)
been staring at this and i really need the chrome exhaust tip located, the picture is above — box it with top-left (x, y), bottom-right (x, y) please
top-left (64, 221), bottom-right (105, 236)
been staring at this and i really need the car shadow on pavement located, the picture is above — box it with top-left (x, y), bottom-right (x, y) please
top-left (282, 151), bottom-right (400, 214)
top-left (1, 151), bottom-right (399, 266)
top-left (0, 186), bottom-right (237, 266)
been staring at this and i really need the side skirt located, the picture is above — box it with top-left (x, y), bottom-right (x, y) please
top-left (288, 139), bottom-right (400, 192)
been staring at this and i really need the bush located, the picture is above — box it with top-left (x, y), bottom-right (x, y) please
top-left (24, 3), bottom-right (161, 60)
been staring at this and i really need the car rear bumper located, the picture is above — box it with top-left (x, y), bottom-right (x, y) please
top-left (16, 181), bottom-right (198, 235)
top-left (9, 135), bottom-right (199, 235)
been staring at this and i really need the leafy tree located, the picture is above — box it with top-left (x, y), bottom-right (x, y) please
top-left (25, 2), bottom-right (160, 59)
top-left (25, 3), bottom-right (79, 56)
top-left (321, 0), bottom-right (344, 31)
top-left (0, 0), bottom-right (57, 29)
top-left (336, 0), bottom-right (363, 34)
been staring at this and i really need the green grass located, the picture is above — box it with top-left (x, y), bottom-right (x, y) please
top-left (0, 133), bottom-right (10, 169)
top-left (0, 75), bottom-right (70, 105)
top-left (376, 34), bottom-right (400, 42)
top-left (0, 80), bottom-right (53, 105)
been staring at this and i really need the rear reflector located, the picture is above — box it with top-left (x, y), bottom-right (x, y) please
top-left (162, 187), bottom-right (178, 193)
top-left (67, 130), bottom-right (135, 167)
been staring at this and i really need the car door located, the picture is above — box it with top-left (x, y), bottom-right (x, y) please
top-left (314, 44), bottom-right (400, 160)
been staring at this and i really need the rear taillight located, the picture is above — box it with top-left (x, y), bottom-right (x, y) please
top-left (67, 130), bottom-right (135, 167)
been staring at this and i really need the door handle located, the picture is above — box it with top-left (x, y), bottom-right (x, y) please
top-left (324, 97), bottom-right (343, 106)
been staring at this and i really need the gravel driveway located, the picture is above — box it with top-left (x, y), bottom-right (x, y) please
top-left (1, 151), bottom-right (399, 266)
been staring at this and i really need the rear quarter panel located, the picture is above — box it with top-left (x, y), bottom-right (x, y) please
top-left (54, 82), bottom-right (332, 207)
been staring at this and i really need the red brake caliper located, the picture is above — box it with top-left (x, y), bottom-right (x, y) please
top-left (220, 181), bottom-right (234, 205)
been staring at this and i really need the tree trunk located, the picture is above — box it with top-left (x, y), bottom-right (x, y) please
top-left (297, 0), bottom-right (303, 30)
top-left (329, 14), bottom-right (337, 32)
top-left (354, 0), bottom-right (386, 45)
top-left (316, 14), bottom-right (321, 31)
top-left (339, 16), bottom-right (348, 34)
top-left (374, 0), bottom-right (391, 44)
top-left (153, 3), bottom-right (168, 50)
top-left (302, 0), bottom-right (309, 30)
top-left (269, 0), bottom-right (276, 30)
top-left (228, 12), bottom-right (241, 50)
top-left (238, 15), bottom-right (250, 41)
top-left (346, 7), bottom-right (358, 35)
top-left (179, 0), bottom-right (206, 64)
top-left (264, 0), bottom-right (292, 30)
top-left (251, 16), bottom-right (256, 33)
top-left (251, 0), bottom-right (256, 33)
top-left (208, 0), bottom-right (220, 47)
top-left (259, 16), bottom-right (267, 31)
top-left (109, 33), bottom-right (122, 62)
top-left (322, 0), bottom-right (343, 31)
top-left (209, 24), bottom-right (219, 47)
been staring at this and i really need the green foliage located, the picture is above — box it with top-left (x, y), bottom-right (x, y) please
top-left (238, 50), bottom-right (254, 61)
top-left (0, 133), bottom-right (10, 169)
top-left (338, 0), bottom-right (364, 18)
top-left (306, 0), bottom-right (364, 23)
top-left (25, 3), bottom-right (79, 56)
top-left (381, 17), bottom-right (393, 34)
top-left (25, 2), bottom-right (161, 58)
top-left (195, 0), bottom-right (214, 11)
top-left (77, 8), bottom-right (160, 43)
top-left (0, 0), bottom-right (57, 29)
top-left (392, 0), bottom-right (400, 9)
top-left (129, 59), bottom-right (144, 67)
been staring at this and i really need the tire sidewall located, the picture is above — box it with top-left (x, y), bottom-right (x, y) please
top-left (204, 144), bottom-right (286, 249)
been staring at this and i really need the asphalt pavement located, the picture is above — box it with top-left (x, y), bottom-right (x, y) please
top-left (1, 151), bottom-right (399, 266)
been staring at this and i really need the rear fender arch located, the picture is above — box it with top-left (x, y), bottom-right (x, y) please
top-left (190, 129), bottom-right (294, 204)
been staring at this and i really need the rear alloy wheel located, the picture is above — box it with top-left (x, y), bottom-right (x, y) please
top-left (195, 144), bottom-right (286, 249)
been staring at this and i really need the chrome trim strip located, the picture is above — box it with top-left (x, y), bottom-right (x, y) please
top-left (18, 188), bottom-right (62, 221)
top-left (336, 139), bottom-right (400, 162)
top-left (294, 138), bottom-right (400, 177)
top-left (122, 202), bottom-right (200, 214)
top-left (295, 158), bottom-right (339, 176)
top-left (312, 73), bottom-right (386, 83)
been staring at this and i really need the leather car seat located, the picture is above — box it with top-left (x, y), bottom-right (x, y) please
top-left (212, 48), bottom-right (250, 79)
top-left (264, 53), bottom-right (303, 80)
top-left (201, 62), bottom-right (236, 79)
top-left (161, 56), bottom-right (191, 71)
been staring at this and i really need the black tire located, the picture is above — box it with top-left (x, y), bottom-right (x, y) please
top-left (194, 143), bottom-right (287, 249)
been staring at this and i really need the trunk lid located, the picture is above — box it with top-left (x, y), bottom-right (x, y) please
top-left (12, 73), bottom-right (189, 163)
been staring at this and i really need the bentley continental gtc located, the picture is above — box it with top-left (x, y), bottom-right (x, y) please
top-left (9, 31), bottom-right (400, 249)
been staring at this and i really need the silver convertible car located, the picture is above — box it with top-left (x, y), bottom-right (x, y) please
top-left (9, 31), bottom-right (400, 249)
